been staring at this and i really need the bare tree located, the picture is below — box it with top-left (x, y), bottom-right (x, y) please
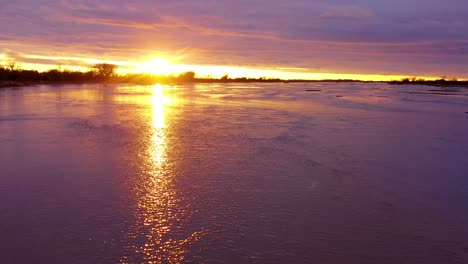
top-left (7, 60), bottom-right (19, 71)
top-left (179, 71), bottom-right (196, 81)
top-left (93, 63), bottom-right (117, 79)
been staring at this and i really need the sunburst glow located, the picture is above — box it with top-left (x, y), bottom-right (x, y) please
top-left (138, 58), bottom-right (178, 75)
top-left (0, 51), bottom-right (443, 81)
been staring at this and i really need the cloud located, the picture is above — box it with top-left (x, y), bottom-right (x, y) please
top-left (54, 1), bottom-right (162, 29)
top-left (1, 0), bottom-right (468, 77)
top-left (319, 5), bottom-right (375, 20)
top-left (1, 49), bottom-right (90, 68)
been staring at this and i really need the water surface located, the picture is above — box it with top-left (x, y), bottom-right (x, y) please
top-left (0, 83), bottom-right (467, 263)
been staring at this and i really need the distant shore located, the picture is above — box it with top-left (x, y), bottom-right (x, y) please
top-left (0, 79), bottom-right (373, 88)
top-left (2, 79), bottom-right (468, 89)
top-left (1, 63), bottom-right (467, 89)
top-left (388, 79), bottom-right (468, 88)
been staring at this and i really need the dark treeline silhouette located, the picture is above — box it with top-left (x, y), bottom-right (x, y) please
top-left (0, 61), bottom-right (375, 88)
top-left (0, 63), bottom-right (117, 84)
top-left (388, 76), bottom-right (468, 88)
top-left (3, 61), bottom-right (465, 88)
top-left (0, 62), bottom-right (290, 87)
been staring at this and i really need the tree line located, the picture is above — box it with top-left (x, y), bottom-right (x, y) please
top-left (0, 61), bottom-right (282, 85)
top-left (0, 62), bottom-right (118, 82)
top-left (388, 76), bottom-right (467, 87)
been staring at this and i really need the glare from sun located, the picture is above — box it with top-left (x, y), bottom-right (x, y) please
top-left (139, 58), bottom-right (177, 75)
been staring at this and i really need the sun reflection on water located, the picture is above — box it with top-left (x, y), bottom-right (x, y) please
top-left (121, 85), bottom-right (202, 264)
top-left (150, 85), bottom-right (168, 168)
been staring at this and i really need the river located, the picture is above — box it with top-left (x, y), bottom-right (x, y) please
top-left (0, 83), bottom-right (467, 263)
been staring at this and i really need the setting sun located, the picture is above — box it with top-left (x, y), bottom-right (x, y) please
top-left (138, 58), bottom-right (178, 75)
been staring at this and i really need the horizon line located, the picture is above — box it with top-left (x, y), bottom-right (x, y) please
top-left (0, 55), bottom-right (460, 82)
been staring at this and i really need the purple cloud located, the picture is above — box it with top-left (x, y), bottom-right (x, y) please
top-left (1, 0), bottom-right (468, 77)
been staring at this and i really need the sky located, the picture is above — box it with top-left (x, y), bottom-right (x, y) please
top-left (1, 0), bottom-right (468, 80)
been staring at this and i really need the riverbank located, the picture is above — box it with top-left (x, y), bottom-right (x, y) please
top-left (2, 79), bottom-right (468, 89)
top-left (0, 81), bottom-right (33, 88)
top-left (388, 80), bottom-right (468, 88)
top-left (0, 79), bottom-right (372, 88)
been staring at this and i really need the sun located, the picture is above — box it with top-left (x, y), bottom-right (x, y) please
top-left (138, 58), bottom-right (176, 75)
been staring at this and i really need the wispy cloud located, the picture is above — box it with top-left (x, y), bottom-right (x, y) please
top-left (1, 0), bottom-right (468, 77)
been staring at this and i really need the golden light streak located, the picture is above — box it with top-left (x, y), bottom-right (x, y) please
top-left (118, 84), bottom-right (200, 263)
top-left (151, 84), bottom-right (166, 130)
top-left (139, 84), bottom-right (200, 263)
top-left (1, 51), bottom-right (446, 81)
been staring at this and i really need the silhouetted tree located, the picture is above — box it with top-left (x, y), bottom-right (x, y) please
top-left (178, 71), bottom-right (196, 82)
top-left (7, 60), bottom-right (18, 71)
top-left (43, 69), bottom-right (63, 82)
top-left (20, 70), bottom-right (41, 81)
top-left (92, 63), bottom-right (117, 79)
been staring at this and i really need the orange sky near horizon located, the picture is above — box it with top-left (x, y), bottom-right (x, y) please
top-left (2, 1), bottom-right (468, 82)
top-left (0, 51), bottom-right (441, 82)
